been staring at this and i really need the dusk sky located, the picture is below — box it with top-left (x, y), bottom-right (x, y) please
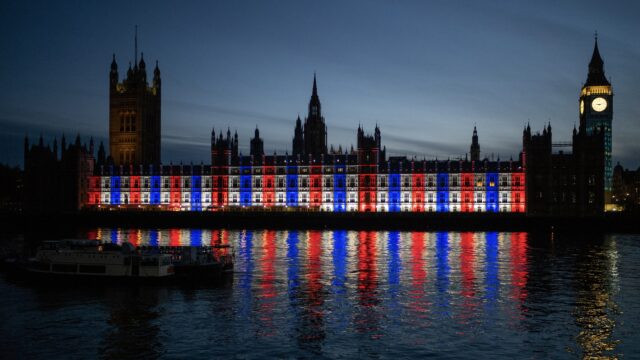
top-left (1, 0), bottom-right (639, 168)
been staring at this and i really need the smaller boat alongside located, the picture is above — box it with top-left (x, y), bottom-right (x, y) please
top-left (170, 245), bottom-right (234, 281)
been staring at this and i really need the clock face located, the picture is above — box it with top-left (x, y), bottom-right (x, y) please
top-left (580, 100), bottom-right (584, 115)
top-left (592, 97), bottom-right (607, 112)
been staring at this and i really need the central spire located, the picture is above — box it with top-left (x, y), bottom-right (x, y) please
top-left (308, 73), bottom-right (321, 118)
top-left (586, 33), bottom-right (610, 86)
top-left (312, 72), bottom-right (318, 97)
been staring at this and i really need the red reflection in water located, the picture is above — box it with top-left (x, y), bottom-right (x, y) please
top-left (86, 230), bottom-right (98, 241)
top-left (458, 232), bottom-right (478, 325)
top-left (169, 229), bottom-right (180, 247)
top-left (460, 232), bottom-right (476, 299)
top-left (357, 231), bottom-right (378, 306)
top-left (409, 232), bottom-right (428, 318)
top-left (356, 231), bottom-right (380, 337)
top-left (258, 230), bottom-right (277, 336)
top-left (210, 230), bottom-right (219, 246)
top-left (127, 229), bottom-right (138, 247)
top-left (510, 232), bottom-right (528, 305)
top-left (307, 231), bottom-right (323, 307)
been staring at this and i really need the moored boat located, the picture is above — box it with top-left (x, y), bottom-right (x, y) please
top-left (5, 239), bottom-right (174, 282)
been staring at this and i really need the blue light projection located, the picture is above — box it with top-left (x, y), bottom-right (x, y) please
top-left (437, 174), bottom-right (449, 212)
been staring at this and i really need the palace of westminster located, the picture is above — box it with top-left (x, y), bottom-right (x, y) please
top-left (23, 37), bottom-right (613, 215)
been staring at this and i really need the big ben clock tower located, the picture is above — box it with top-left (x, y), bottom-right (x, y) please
top-left (579, 35), bottom-right (613, 209)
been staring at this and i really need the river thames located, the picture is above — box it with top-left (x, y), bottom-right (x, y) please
top-left (1, 229), bottom-right (639, 359)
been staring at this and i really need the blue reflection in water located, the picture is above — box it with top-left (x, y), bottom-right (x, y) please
top-left (436, 232), bottom-right (450, 316)
top-left (190, 229), bottom-right (202, 247)
top-left (148, 230), bottom-right (158, 247)
top-left (332, 230), bottom-right (347, 291)
top-left (110, 229), bottom-right (119, 244)
top-left (331, 230), bottom-right (349, 331)
top-left (239, 231), bottom-right (254, 287)
top-left (485, 232), bottom-right (499, 309)
top-left (286, 231), bottom-right (299, 300)
top-left (388, 231), bottom-right (401, 290)
top-left (387, 231), bottom-right (402, 321)
top-left (238, 231), bottom-right (254, 322)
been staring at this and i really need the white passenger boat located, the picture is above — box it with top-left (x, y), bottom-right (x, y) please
top-left (16, 239), bottom-right (174, 281)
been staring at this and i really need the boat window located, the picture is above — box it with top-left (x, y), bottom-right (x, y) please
top-left (79, 265), bottom-right (106, 274)
top-left (52, 264), bottom-right (76, 273)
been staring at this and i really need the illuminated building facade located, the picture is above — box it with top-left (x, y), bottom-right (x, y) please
top-left (86, 152), bottom-right (526, 213)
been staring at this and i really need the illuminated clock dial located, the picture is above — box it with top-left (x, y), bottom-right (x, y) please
top-left (592, 97), bottom-right (607, 112)
top-left (580, 100), bottom-right (584, 115)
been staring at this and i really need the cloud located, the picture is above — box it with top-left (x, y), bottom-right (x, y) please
top-left (166, 99), bottom-right (293, 126)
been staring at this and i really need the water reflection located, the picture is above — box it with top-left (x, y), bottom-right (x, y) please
top-left (573, 236), bottom-right (620, 358)
top-left (66, 228), bottom-right (626, 357)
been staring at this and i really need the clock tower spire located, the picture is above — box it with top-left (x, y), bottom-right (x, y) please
top-left (579, 34), bottom-right (613, 209)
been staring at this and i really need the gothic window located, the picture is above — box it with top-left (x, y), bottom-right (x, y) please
top-left (120, 115), bottom-right (125, 132)
top-left (131, 116), bottom-right (136, 132)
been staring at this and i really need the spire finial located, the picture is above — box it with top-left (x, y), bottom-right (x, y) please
top-left (312, 72), bottom-right (317, 96)
top-left (595, 30), bottom-right (598, 42)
